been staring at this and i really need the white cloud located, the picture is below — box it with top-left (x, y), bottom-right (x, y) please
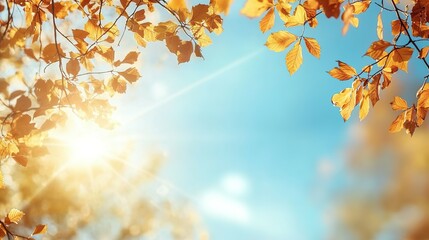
top-left (221, 173), bottom-right (249, 196)
top-left (200, 190), bottom-right (251, 225)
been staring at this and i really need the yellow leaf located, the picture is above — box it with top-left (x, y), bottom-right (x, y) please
top-left (7, 209), bottom-right (25, 224)
top-left (168, 0), bottom-right (187, 11)
top-left (369, 74), bottom-right (380, 106)
top-left (32, 224), bottom-right (48, 235)
top-left (385, 47), bottom-right (413, 72)
top-left (286, 42), bottom-right (303, 75)
top-left (391, 96), bottom-right (408, 110)
top-left (332, 88), bottom-right (353, 107)
top-left (340, 89), bottom-right (356, 121)
top-left (377, 12), bottom-right (383, 40)
top-left (121, 51), bottom-right (140, 65)
top-left (265, 31), bottom-right (297, 52)
top-left (241, 0), bottom-right (273, 18)
top-left (359, 96), bottom-right (370, 121)
top-left (259, 8), bottom-right (275, 33)
top-left (417, 89), bottom-right (429, 108)
top-left (84, 20), bottom-right (103, 41)
top-left (365, 40), bottom-right (391, 60)
top-left (341, 4), bottom-right (355, 35)
top-left (210, 0), bottom-right (234, 14)
top-left (419, 46), bottom-right (429, 59)
top-left (352, 0), bottom-right (371, 14)
top-left (303, 37), bottom-right (320, 58)
top-left (389, 112), bottom-right (405, 133)
top-left (328, 61), bottom-right (357, 81)
top-left (285, 5), bottom-right (307, 27)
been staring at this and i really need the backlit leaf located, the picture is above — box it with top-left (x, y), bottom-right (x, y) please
top-left (6, 209), bottom-right (25, 224)
top-left (365, 40), bottom-right (391, 60)
top-left (32, 224), bottom-right (48, 235)
top-left (285, 5), bottom-right (307, 27)
top-left (389, 112), bottom-right (405, 133)
top-left (265, 31), bottom-right (297, 52)
top-left (391, 96), bottom-right (408, 110)
top-left (118, 68), bottom-right (141, 83)
top-left (359, 96), bottom-right (370, 121)
top-left (241, 0), bottom-right (273, 18)
top-left (259, 8), bottom-right (275, 33)
top-left (328, 61), bottom-right (357, 80)
top-left (419, 46), bottom-right (429, 59)
top-left (286, 42), bottom-right (303, 75)
top-left (377, 12), bottom-right (383, 40)
top-left (303, 37), bottom-right (320, 58)
top-left (66, 58), bottom-right (80, 77)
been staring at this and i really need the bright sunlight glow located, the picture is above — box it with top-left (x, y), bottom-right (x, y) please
top-left (61, 119), bottom-right (114, 167)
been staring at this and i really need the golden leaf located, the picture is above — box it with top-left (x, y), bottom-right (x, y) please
top-left (6, 209), bottom-right (25, 224)
top-left (121, 51), bottom-right (140, 65)
top-left (286, 42), bottom-right (303, 75)
top-left (259, 8), bottom-right (275, 33)
top-left (417, 89), bottom-right (429, 108)
top-left (352, 0), bottom-right (371, 14)
top-left (391, 96), bottom-right (408, 110)
top-left (332, 88), bottom-right (353, 107)
top-left (84, 20), bottom-right (103, 41)
top-left (177, 41), bottom-right (193, 63)
top-left (391, 19), bottom-right (408, 36)
top-left (241, 0), bottom-right (273, 18)
top-left (265, 31), bottom-right (297, 52)
top-left (285, 5), bottom-right (307, 27)
top-left (303, 37), bottom-right (320, 58)
top-left (341, 89), bottom-right (356, 121)
top-left (385, 47), bottom-right (413, 72)
top-left (377, 12), bottom-right (383, 40)
top-left (418, 46), bottom-right (429, 59)
top-left (359, 96), bottom-right (370, 121)
top-left (389, 112), bottom-right (405, 133)
top-left (369, 74), bottom-right (380, 106)
top-left (118, 68), bottom-right (141, 83)
top-left (365, 40), bottom-right (391, 60)
top-left (341, 4), bottom-right (355, 35)
top-left (168, 0), bottom-right (187, 11)
top-left (328, 61), bottom-right (357, 81)
top-left (210, 0), bottom-right (234, 14)
top-left (32, 224), bottom-right (48, 235)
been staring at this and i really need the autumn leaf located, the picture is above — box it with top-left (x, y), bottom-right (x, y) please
top-left (389, 112), bottom-right (406, 132)
top-left (285, 5), bottom-right (307, 27)
top-left (365, 40), bottom-right (391, 60)
top-left (177, 41), bottom-right (193, 63)
top-left (342, 4), bottom-right (355, 35)
top-left (66, 58), bottom-right (80, 77)
top-left (84, 20), bottom-right (103, 41)
top-left (118, 68), bottom-right (141, 83)
top-left (265, 31), bottom-right (297, 52)
top-left (286, 42), bottom-right (303, 75)
top-left (6, 209), bottom-right (25, 224)
top-left (259, 8), bottom-right (275, 33)
top-left (121, 51), bottom-right (140, 65)
top-left (369, 74), bottom-right (380, 106)
top-left (328, 61), bottom-right (357, 81)
top-left (211, 0), bottom-right (234, 14)
top-left (32, 224), bottom-right (48, 235)
top-left (359, 96), bottom-right (370, 121)
top-left (419, 46), bottom-right (429, 59)
top-left (168, 0), bottom-right (187, 11)
top-left (385, 47), bottom-right (413, 72)
top-left (303, 37), bottom-right (320, 58)
top-left (15, 95), bottom-right (31, 111)
top-left (241, 0), bottom-right (272, 18)
top-left (391, 19), bottom-right (408, 36)
top-left (391, 96), bottom-right (408, 110)
top-left (377, 12), bottom-right (383, 40)
top-left (352, 0), bottom-right (371, 14)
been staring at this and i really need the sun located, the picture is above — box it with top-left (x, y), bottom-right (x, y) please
top-left (60, 119), bottom-right (115, 167)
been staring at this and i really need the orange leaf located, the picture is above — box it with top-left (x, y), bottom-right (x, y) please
top-left (121, 51), bottom-right (140, 65)
top-left (285, 5), bottom-right (307, 27)
top-left (389, 112), bottom-right (405, 133)
top-left (259, 8), bottom-right (275, 33)
top-left (352, 0), bottom-right (370, 14)
top-left (391, 96), bottom-right (408, 110)
top-left (32, 224), bottom-right (48, 235)
top-left (419, 46), bottom-right (429, 59)
top-left (15, 95), bottom-right (31, 111)
top-left (303, 37), bottom-right (320, 58)
top-left (0, 171), bottom-right (3, 189)
top-left (118, 68), bottom-right (141, 83)
top-left (286, 42), bottom-right (303, 75)
top-left (177, 41), bottom-right (193, 63)
top-left (365, 40), bottom-right (391, 60)
top-left (328, 61), bottom-right (356, 80)
top-left (66, 58), bottom-right (80, 77)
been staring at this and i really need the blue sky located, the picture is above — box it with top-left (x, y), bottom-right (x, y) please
top-left (108, 2), bottom-right (425, 239)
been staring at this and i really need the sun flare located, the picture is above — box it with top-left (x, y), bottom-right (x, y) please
top-left (60, 119), bottom-right (115, 167)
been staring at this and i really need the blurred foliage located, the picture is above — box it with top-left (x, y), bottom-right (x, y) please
top-left (329, 81), bottom-right (429, 240)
